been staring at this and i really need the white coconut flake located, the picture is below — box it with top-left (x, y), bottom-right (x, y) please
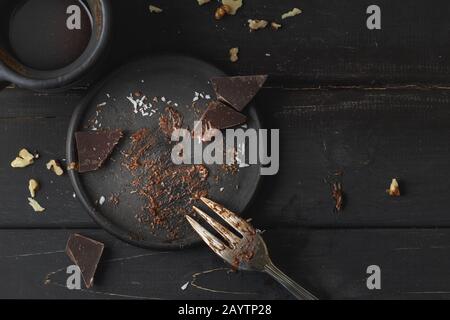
top-left (127, 94), bottom-right (156, 117)
top-left (181, 282), bottom-right (189, 290)
top-left (193, 91), bottom-right (211, 102)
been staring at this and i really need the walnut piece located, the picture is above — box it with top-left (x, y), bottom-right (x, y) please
top-left (215, 5), bottom-right (231, 20)
top-left (28, 197), bottom-right (45, 213)
top-left (149, 5), bottom-right (163, 13)
top-left (229, 47), bottom-right (239, 62)
top-left (248, 19), bottom-right (268, 31)
top-left (67, 162), bottom-right (78, 170)
top-left (222, 0), bottom-right (242, 15)
top-left (387, 178), bottom-right (400, 197)
top-left (28, 179), bottom-right (39, 198)
top-left (282, 8), bottom-right (302, 19)
top-left (11, 148), bottom-right (35, 168)
top-left (271, 22), bottom-right (282, 30)
top-left (46, 160), bottom-right (64, 176)
top-left (197, 0), bottom-right (211, 5)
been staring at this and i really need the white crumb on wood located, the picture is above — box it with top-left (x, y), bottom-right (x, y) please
top-left (229, 47), bottom-right (239, 62)
top-left (28, 198), bottom-right (45, 213)
top-left (281, 8), bottom-right (302, 19)
top-left (197, 0), bottom-right (210, 5)
top-left (222, 0), bottom-right (242, 15)
top-left (149, 5), bottom-right (163, 13)
top-left (181, 282), bottom-right (189, 290)
top-left (248, 19), bottom-right (268, 30)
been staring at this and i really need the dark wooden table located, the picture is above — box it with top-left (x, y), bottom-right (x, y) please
top-left (2, 0), bottom-right (450, 299)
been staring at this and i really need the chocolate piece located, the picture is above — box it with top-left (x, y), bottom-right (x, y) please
top-left (201, 101), bottom-right (247, 129)
top-left (65, 234), bottom-right (104, 288)
top-left (75, 130), bottom-right (123, 173)
top-left (211, 75), bottom-right (268, 111)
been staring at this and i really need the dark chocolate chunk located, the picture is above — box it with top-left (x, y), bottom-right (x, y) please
top-left (211, 75), bottom-right (268, 111)
top-left (201, 100), bottom-right (247, 130)
top-left (75, 130), bottom-right (123, 173)
top-left (65, 234), bottom-right (104, 289)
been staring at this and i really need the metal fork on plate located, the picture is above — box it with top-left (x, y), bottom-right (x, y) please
top-left (186, 197), bottom-right (318, 300)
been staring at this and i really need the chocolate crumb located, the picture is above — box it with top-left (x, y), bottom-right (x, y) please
top-left (159, 106), bottom-right (183, 138)
top-left (331, 182), bottom-right (344, 212)
top-left (122, 128), bottom-right (209, 241)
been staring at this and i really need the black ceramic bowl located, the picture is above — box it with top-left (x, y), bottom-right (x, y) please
top-left (0, 0), bottom-right (111, 91)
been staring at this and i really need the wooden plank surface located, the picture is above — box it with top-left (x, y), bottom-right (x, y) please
top-left (2, 0), bottom-right (450, 300)
top-left (104, 0), bottom-right (450, 85)
top-left (2, 228), bottom-right (450, 299)
top-left (2, 87), bottom-right (450, 228)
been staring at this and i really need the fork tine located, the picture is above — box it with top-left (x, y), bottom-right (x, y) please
top-left (185, 215), bottom-right (230, 255)
top-left (193, 206), bottom-right (240, 248)
top-left (200, 197), bottom-right (255, 236)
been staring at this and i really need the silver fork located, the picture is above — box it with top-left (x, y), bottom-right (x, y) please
top-left (186, 197), bottom-right (318, 300)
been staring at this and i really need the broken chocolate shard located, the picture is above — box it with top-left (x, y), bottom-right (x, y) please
top-left (201, 100), bottom-right (247, 130)
top-left (75, 129), bottom-right (123, 173)
top-left (65, 234), bottom-right (104, 289)
top-left (211, 75), bottom-right (268, 111)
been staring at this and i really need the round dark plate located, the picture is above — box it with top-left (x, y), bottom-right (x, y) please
top-left (67, 55), bottom-right (262, 250)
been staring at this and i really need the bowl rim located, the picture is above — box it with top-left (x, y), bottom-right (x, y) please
top-left (0, 0), bottom-right (111, 90)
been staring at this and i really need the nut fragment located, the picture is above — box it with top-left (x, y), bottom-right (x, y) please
top-left (222, 0), bottom-right (242, 15)
top-left (67, 162), bottom-right (78, 171)
top-left (229, 47), bottom-right (239, 62)
top-left (11, 148), bottom-right (35, 168)
top-left (331, 182), bottom-right (344, 212)
top-left (282, 7), bottom-right (302, 19)
top-left (197, 0), bottom-right (211, 5)
top-left (28, 197), bottom-right (45, 213)
top-left (215, 5), bottom-right (230, 20)
top-left (46, 160), bottom-right (64, 176)
top-left (271, 22), bottom-right (282, 30)
top-left (28, 179), bottom-right (39, 198)
top-left (149, 5), bottom-right (163, 13)
top-left (387, 178), bottom-right (401, 197)
top-left (248, 19), bottom-right (268, 31)
top-left (19, 149), bottom-right (34, 162)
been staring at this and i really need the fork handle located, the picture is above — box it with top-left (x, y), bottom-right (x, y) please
top-left (264, 262), bottom-right (318, 300)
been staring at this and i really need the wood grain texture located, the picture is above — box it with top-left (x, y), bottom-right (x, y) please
top-left (1, 88), bottom-right (450, 228)
top-left (2, 0), bottom-right (450, 299)
top-left (252, 87), bottom-right (450, 228)
top-left (103, 0), bottom-right (450, 85)
top-left (1, 228), bottom-right (450, 299)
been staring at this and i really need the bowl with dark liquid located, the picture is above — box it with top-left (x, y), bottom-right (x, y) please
top-left (0, 0), bottom-right (111, 91)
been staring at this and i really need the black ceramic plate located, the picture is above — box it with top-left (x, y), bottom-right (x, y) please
top-left (67, 56), bottom-right (262, 250)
